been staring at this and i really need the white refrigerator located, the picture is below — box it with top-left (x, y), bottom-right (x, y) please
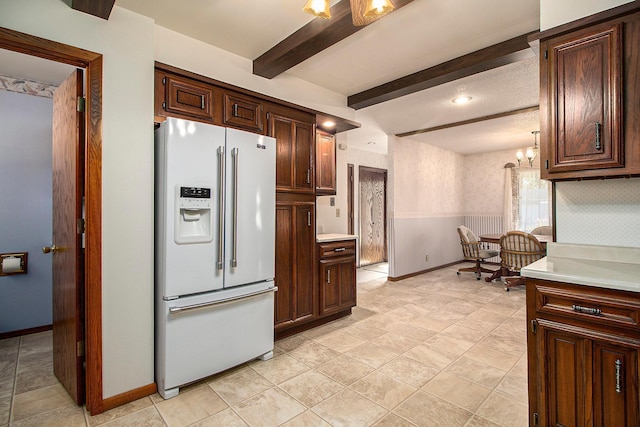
top-left (155, 117), bottom-right (276, 399)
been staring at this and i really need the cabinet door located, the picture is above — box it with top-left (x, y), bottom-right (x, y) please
top-left (274, 204), bottom-right (295, 326)
top-left (316, 130), bottom-right (336, 195)
top-left (269, 114), bottom-right (315, 193)
top-left (294, 203), bottom-right (315, 321)
top-left (538, 323), bottom-right (591, 427)
top-left (544, 21), bottom-right (624, 174)
top-left (159, 73), bottom-right (215, 123)
top-left (223, 91), bottom-right (264, 134)
top-left (593, 342), bottom-right (639, 426)
top-left (338, 258), bottom-right (356, 308)
top-left (319, 256), bottom-right (356, 316)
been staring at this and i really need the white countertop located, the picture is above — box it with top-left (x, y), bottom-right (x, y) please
top-left (521, 243), bottom-right (640, 293)
top-left (316, 233), bottom-right (358, 243)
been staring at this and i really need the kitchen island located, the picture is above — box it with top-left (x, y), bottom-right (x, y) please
top-left (522, 243), bottom-right (640, 426)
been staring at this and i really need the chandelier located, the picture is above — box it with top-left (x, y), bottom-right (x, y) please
top-left (303, 0), bottom-right (395, 26)
top-left (517, 131), bottom-right (540, 167)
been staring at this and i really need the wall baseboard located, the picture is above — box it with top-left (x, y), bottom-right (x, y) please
top-left (0, 324), bottom-right (52, 340)
top-left (99, 383), bottom-right (157, 414)
top-left (387, 260), bottom-right (464, 282)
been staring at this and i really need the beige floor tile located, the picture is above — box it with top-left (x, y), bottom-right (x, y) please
top-left (279, 371), bottom-right (344, 407)
top-left (379, 356), bottom-right (440, 388)
top-left (232, 387), bottom-right (305, 427)
top-left (280, 410), bottom-right (332, 427)
top-left (409, 315), bottom-right (457, 333)
top-left (423, 334), bottom-right (475, 359)
top-left (351, 371), bottom-right (416, 410)
top-left (312, 388), bottom-right (387, 427)
top-left (345, 342), bottom-right (399, 369)
top-left (315, 355), bottom-right (375, 386)
top-left (251, 354), bottom-right (309, 385)
top-left (14, 365), bottom-right (57, 395)
top-left (375, 332), bottom-right (421, 353)
top-left (0, 397), bottom-right (10, 425)
top-left (276, 335), bottom-right (313, 352)
top-left (207, 367), bottom-right (273, 406)
top-left (315, 331), bottom-right (367, 353)
top-left (478, 334), bottom-right (526, 358)
top-left (11, 383), bottom-right (73, 422)
top-left (0, 337), bottom-right (19, 359)
top-left (495, 369), bottom-right (528, 403)
top-left (439, 324), bottom-right (485, 344)
top-left (463, 343), bottom-right (522, 371)
top-left (10, 403), bottom-right (86, 427)
top-left (394, 391), bottom-right (473, 427)
top-left (421, 372), bottom-right (491, 412)
top-left (374, 413), bottom-right (417, 426)
top-left (155, 385), bottom-right (227, 427)
top-left (475, 392), bottom-right (528, 427)
top-left (18, 332), bottom-right (52, 357)
top-left (287, 342), bottom-right (340, 367)
top-left (189, 408), bottom-right (248, 426)
top-left (100, 406), bottom-right (165, 426)
top-left (343, 323), bottom-right (389, 341)
top-left (464, 415), bottom-right (502, 427)
top-left (403, 344), bottom-right (456, 370)
top-left (444, 357), bottom-right (507, 389)
top-left (384, 324), bottom-right (436, 342)
top-left (87, 397), bottom-right (154, 426)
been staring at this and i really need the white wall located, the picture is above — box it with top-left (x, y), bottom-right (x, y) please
top-left (540, 0), bottom-right (634, 30)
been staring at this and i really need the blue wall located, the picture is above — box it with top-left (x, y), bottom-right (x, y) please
top-left (0, 90), bottom-right (53, 333)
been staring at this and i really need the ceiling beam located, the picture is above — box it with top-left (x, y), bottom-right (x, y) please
top-left (348, 31), bottom-right (538, 110)
top-left (70, 0), bottom-right (115, 20)
top-left (396, 105), bottom-right (539, 137)
top-left (253, 0), bottom-right (415, 79)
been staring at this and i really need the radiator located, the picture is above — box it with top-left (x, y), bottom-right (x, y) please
top-left (464, 215), bottom-right (503, 263)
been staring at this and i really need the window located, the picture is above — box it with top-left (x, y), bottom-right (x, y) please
top-left (506, 167), bottom-right (551, 232)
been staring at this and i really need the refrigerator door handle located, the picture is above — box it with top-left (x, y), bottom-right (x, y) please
top-left (169, 286), bottom-right (278, 314)
top-left (231, 147), bottom-right (239, 268)
top-left (216, 146), bottom-right (225, 270)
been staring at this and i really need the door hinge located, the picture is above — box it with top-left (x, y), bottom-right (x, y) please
top-left (77, 340), bottom-right (85, 358)
top-left (531, 319), bottom-right (538, 334)
top-left (77, 97), bottom-right (86, 113)
top-left (77, 218), bottom-right (85, 234)
top-left (162, 77), bottom-right (166, 85)
top-left (544, 49), bottom-right (548, 59)
top-left (533, 412), bottom-right (539, 426)
top-left (545, 159), bottom-right (549, 169)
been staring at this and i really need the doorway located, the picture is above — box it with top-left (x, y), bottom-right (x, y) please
top-left (359, 166), bottom-right (387, 266)
top-left (0, 29), bottom-right (104, 414)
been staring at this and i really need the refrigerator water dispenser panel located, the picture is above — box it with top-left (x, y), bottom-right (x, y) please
top-left (175, 186), bottom-right (214, 244)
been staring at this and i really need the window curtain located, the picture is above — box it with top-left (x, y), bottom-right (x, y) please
top-left (503, 166), bottom-right (514, 233)
top-left (506, 167), bottom-right (551, 232)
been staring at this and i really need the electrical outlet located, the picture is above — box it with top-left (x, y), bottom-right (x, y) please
top-left (336, 208), bottom-right (340, 217)
top-left (425, 255), bottom-right (429, 262)
top-left (330, 197), bottom-right (335, 206)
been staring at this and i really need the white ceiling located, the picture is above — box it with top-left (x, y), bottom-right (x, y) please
top-left (0, 0), bottom-right (542, 155)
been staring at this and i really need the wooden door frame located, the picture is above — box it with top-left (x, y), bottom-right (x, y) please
top-left (347, 163), bottom-right (354, 235)
top-left (0, 27), bottom-right (104, 414)
top-left (358, 166), bottom-right (388, 264)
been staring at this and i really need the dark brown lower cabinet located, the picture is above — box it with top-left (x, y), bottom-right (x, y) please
top-left (527, 279), bottom-right (640, 426)
top-left (318, 240), bottom-right (356, 316)
top-left (274, 197), bottom-right (316, 332)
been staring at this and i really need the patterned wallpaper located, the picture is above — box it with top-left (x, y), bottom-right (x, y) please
top-left (0, 74), bottom-right (57, 98)
top-left (555, 178), bottom-right (640, 248)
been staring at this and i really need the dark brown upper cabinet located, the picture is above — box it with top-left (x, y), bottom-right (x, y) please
top-left (155, 72), bottom-right (215, 123)
top-left (222, 91), bottom-right (265, 134)
top-left (315, 130), bottom-right (336, 195)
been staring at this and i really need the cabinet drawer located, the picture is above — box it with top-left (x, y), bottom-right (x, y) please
top-left (318, 240), bottom-right (356, 259)
top-left (534, 282), bottom-right (640, 331)
top-left (223, 92), bottom-right (264, 133)
top-left (163, 75), bottom-right (215, 122)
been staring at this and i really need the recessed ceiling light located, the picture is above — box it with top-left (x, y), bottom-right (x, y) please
top-left (452, 95), bottom-right (472, 105)
top-left (322, 120), bottom-right (336, 128)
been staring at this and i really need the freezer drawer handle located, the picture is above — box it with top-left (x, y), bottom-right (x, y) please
top-left (231, 147), bottom-right (239, 268)
top-left (217, 146), bottom-right (225, 270)
top-left (169, 286), bottom-right (278, 314)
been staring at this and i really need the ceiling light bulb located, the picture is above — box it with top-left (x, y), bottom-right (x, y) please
top-left (323, 120), bottom-right (336, 128)
top-left (303, 0), bottom-right (331, 19)
top-left (364, 0), bottom-right (394, 17)
top-left (452, 95), bottom-right (472, 105)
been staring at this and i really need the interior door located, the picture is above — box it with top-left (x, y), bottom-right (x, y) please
top-left (359, 167), bottom-right (387, 266)
top-left (50, 69), bottom-right (85, 405)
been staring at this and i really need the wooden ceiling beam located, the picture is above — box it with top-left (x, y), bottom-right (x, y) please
top-left (70, 0), bottom-right (116, 20)
top-left (253, 0), bottom-right (415, 79)
top-left (348, 31), bottom-right (538, 110)
top-left (396, 105), bottom-right (539, 137)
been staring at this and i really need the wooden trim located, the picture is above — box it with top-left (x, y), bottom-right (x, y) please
top-left (101, 383), bottom-right (157, 412)
top-left (70, 0), bottom-right (116, 20)
top-left (528, 1), bottom-right (640, 43)
top-left (0, 324), bottom-right (52, 340)
top-left (253, 0), bottom-right (415, 79)
top-left (0, 26), bottom-right (104, 416)
top-left (348, 32), bottom-right (537, 110)
top-left (397, 105), bottom-right (540, 137)
top-left (274, 309), bottom-right (351, 340)
top-left (387, 260), bottom-right (463, 281)
top-left (347, 163), bottom-right (354, 235)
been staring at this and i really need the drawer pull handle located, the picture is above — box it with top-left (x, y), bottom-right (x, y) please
top-left (615, 359), bottom-right (623, 393)
top-left (334, 248), bottom-right (346, 252)
top-left (572, 304), bottom-right (602, 315)
top-left (327, 270), bottom-right (331, 284)
top-left (595, 122), bottom-right (602, 151)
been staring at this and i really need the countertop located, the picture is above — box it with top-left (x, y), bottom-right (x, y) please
top-left (521, 243), bottom-right (640, 293)
top-left (316, 233), bottom-right (358, 243)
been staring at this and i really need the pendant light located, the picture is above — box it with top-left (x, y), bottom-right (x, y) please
top-left (303, 0), bottom-right (331, 19)
top-left (364, 0), bottom-right (395, 17)
top-left (517, 131), bottom-right (539, 167)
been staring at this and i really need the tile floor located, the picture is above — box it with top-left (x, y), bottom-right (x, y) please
top-left (0, 264), bottom-right (529, 426)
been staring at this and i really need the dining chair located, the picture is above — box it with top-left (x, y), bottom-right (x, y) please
top-left (531, 225), bottom-right (552, 236)
top-left (456, 226), bottom-right (499, 280)
top-left (499, 231), bottom-right (546, 291)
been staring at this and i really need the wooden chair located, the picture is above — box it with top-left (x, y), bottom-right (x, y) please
top-left (499, 231), bottom-right (546, 291)
top-left (531, 225), bottom-right (552, 236)
top-left (456, 226), bottom-right (499, 280)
